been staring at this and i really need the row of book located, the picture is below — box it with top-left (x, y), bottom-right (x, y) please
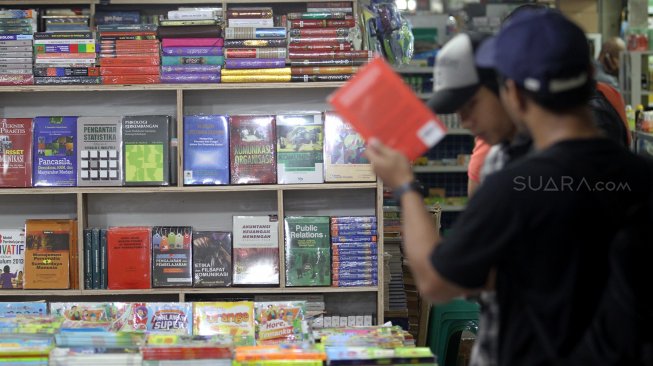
top-left (1, 215), bottom-right (377, 290)
top-left (0, 315), bottom-right (434, 365)
top-left (0, 3), bottom-right (371, 85)
top-left (0, 112), bottom-right (373, 188)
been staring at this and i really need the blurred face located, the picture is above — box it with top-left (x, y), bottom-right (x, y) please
top-left (457, 86), bottom-right (516, 145)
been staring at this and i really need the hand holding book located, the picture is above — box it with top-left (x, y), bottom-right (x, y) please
top-left (327, 56), bottom-right (447, 161)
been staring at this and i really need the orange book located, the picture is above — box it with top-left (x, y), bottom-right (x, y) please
top-left (328, 56), bottom-right (447, 160)
top-left (107, 227), bottom-right (151, 289)
top-left (24, 219), bottom-right (76, 290)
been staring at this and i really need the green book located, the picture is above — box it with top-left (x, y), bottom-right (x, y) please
top-left (284, 216), bottom-right (330, 287)
top-left (92, 228), bottom-right (100, 289)
top-left (83, 228), bottom-right (92, 289)
top-left (122, 115), bottom-right (171, 186)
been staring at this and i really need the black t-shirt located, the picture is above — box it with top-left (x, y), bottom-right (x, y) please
top-left (431, 138), bottom-right (653, 366)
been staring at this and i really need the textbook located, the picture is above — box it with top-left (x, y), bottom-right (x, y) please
top-left (328, 56), bottom-right (447, 160)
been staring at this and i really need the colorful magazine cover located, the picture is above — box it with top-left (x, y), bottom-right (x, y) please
top-left (254, 301), bottom-right (307, 345)
top-left (193, 301), bottom-right (255, 345)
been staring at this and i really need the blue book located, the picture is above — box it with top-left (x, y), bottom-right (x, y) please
top-left (0, 302), bottom-right (47, 317)
top-left (33, 116), bottom-right (77, 187)
top-left (183, 115), bottom-right (229, 185)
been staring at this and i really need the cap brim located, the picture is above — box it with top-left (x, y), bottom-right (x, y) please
top-left (426, 84), bottom-right (479, 114)
top-left (475, 36), bottom-right (497, 69)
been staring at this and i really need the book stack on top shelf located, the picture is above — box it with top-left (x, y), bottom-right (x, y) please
top-left (98, 24), bottom-right (161, 85)
top-left (0, 9), bottom-right (36, 86)
top-left (222, 7), bottom-right (288, 83)
top-left (159, 7), bottom-right (224, 84)
top-left (33, 31), bottom-right (98, 85)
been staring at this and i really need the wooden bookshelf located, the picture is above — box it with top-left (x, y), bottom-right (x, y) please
top-left (0, 0), bottom-right (384, 323)
top-left (0, 82), bottom-right (345, 93)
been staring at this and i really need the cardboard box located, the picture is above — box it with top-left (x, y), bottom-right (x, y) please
top-left (559, 0), bottom-right (597, 13)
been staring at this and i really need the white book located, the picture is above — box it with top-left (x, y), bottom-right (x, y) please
top-left (0, 229), bottom-right (25, 289)
top-left (232, 215), bottom-right (279, 285)
top-left (168, 10), bottom-right (217, 20)
top-left (77, 116), bottom-right (123, 187)
top-left (228, 18), bottom-right (274, 28)
top-left (276, 113), bottom-right (324, 184)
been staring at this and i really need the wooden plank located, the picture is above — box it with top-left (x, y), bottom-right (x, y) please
top-left (277, 190), bottom-right (286, 288)
top-left (0, 82), bottom-right (345, 93)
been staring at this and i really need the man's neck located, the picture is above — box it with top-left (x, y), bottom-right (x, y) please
top-left (526, 106), bottom-right (601, 150)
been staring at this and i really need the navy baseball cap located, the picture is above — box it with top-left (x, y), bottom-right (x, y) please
top-left (476, 9), bottom-right (591, 99)
top-left (427, 32), bottom-right (497, 114)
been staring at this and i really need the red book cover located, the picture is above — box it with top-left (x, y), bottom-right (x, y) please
top-left (107, 226), bottom-right (151, 289)
top-left (0, 118), bottom-right (32, 187)
top-left (229, 115), bottom-right (276, 184)
top-left (328, 57), bottom-right (447, 160)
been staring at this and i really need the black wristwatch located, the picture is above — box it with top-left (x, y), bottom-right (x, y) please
top-left (393, 180), bottom-right (425, 202)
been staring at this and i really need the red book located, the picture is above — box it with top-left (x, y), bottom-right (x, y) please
top-left (229, 115), bottom-right (277, 184)
top-left (107, 227), bottom-right (151, 289)
top-left (328, 57), bottom-right (447, 160)
top-left (0, 118), bottom-right (33, 187)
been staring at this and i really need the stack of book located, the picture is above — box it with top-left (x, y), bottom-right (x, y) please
top-left (288, 2), bottom-right (369, 82)
top-left (33, 31), bottom-right (98, 85)
top-left (33, 32), bottom-right (97, 84)
top-left (0, 333), bottom-right (53, 365)
top-left (41, 8), bottom-right (90, 32)
top-left (0, 9), bottom-right (36, 85)
top-left (50, 325), bottom-right (144, 366)
top-left (330, 216), bottom-right (378, 287)
top-left (326, 347), bottom-right (436, 365)
top-left (141, 334), bottom-right (232, 366)
top-left (233, 344), bottom-right (325, 366)
top-left (222, 7), bottom-right (288, 83)
top-left (94, 11), bottom-right (141, 27)
top-left (158, 8), bottom-right (223, 83)
top-left (97, 24), bottom-right (161, 84)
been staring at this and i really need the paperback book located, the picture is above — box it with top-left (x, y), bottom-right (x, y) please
top-left (232, 215), bottom-right (279, 285)
top-left (276, 113), bottom-right (324, 184)
top-left (192, 231), bottom-right (232, 287)
top-left (0, 118), bottom-right (32, 187)
top-left (0, 229), bottom-right (25, 289)
top-left (33, 116), bottom-right (77, 187)
top-left (284, 217), bottom-right (330, 287)
top-left (183, 115), bottom-right (229, 185)
top-left (77, 116), bottom-right (122, 186)
top-left (229, 115), bottom-right (276, 184)
top-left (151, 226), bottom-right (192, 288)
top-left (122, 115), bottom-right (170, 186)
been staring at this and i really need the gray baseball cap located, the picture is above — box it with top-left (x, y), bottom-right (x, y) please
top-left (427, 32), bottom-right (494, 114)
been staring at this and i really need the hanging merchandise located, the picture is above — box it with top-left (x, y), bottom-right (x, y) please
top-left (360, 0), bottom-right (414, 66)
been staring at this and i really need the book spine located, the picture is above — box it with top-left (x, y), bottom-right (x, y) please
top-left (0, 68), bottom-right (31, 74)
top-left (160, 73), bottom-right (221, 83)
top-left (223, 39), bottom-right (287, 48)
top-left (221, 67), bottom-right (291, 76)
top-left (162, 38), bottom-right (224, 47)
top-left (289, 19), bottom-right (355, 28)
top-left (306, 2), bottom-right (353, 8)
top-left (34, 43), bottom-right (96, 53)
top-left (0, 57), bottom-right (31, 63)
top-left (168, 10), bottom-right (217, 20)
top-left (291, 74), bottom-right (352, 82)
top-left (0, 74), bottom-right (33, 85)
top-left (0, 40), bottom-right (31, 46)
top-left (0, 51), bottom-right (31, 58)
top-left (84, 229), bottom-right (92, 289)
top-left (99, 35), bottom-right (158, 41)
top-left (332, 279), bottom-right (378, 287)
top-left (161, 46), bottom-right (223, 56)
top-left (160, 19), bottom-right (217, 26)
top-left (161, 56), bottom-right (224, 66)
top-left (330, 216), bottom-right (377, 223)
top-left (290, 59), bottom-right (368, 67)
top-left (224, 47), bottom-right (286, 59)
top-left (289, 50), bottom-right (372, 60)
top-left (33, 32), bottom-right (92, 39)
top-left (33, 39), bottom-right (94, 45)
top-left (291, 66), bottom-right (357, 75)
top-left (160, 64), bottom-right (221, 73)
top-left (226, 9), bottom-right (273, 19)
top-left (99, 56), bottom-right (160, 66)
top-left (222, 74), bottom-right (290, 83)
top-left (224, 27), bottom-right (286, 40)
top-left (92, 228), bottom-right (100, 289)
top-left (289, 28), bottom-right (350, 37)
top-left (289, 36), bottom-right (350, 44)
top-left (35, 53), bottom-right (96, 60)
top-left (0, 35), bottom-right (32, 41)
top-left (0, 63), bottom-right (32, 70)
top-left (99, 66), bottom-right (159, 76)
top-left (331, 229), bottom-right (377, 236)
top-left (101, 75), bottom-right (161, 84)
top-left (0, 9), bottom-right (36, 18)
top-left (34, 76), bottom-right (102, 85)
top-left (228, 19), bottom-right (274, 28)
top-left (0, 45), bottom-right (31, 52)
top-left (287, 12), bottom-right (347, 20)
top-left (332, 222), bottom-right (377, 230)
top-left (224, 58), bottom-right (285, 69)
top-left (307, 7), bottom-right (354, 13)
top-left (100, 31), bottom-right (157, 37)
top-left (100, 229), bottom-right (107, 289)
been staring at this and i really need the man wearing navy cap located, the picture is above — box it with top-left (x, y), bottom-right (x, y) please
top-left (366, 9), bottom-right (653, 366)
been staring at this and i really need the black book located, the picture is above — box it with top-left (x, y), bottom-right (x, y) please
top-left (192, 231), bottom-right (232, 287)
